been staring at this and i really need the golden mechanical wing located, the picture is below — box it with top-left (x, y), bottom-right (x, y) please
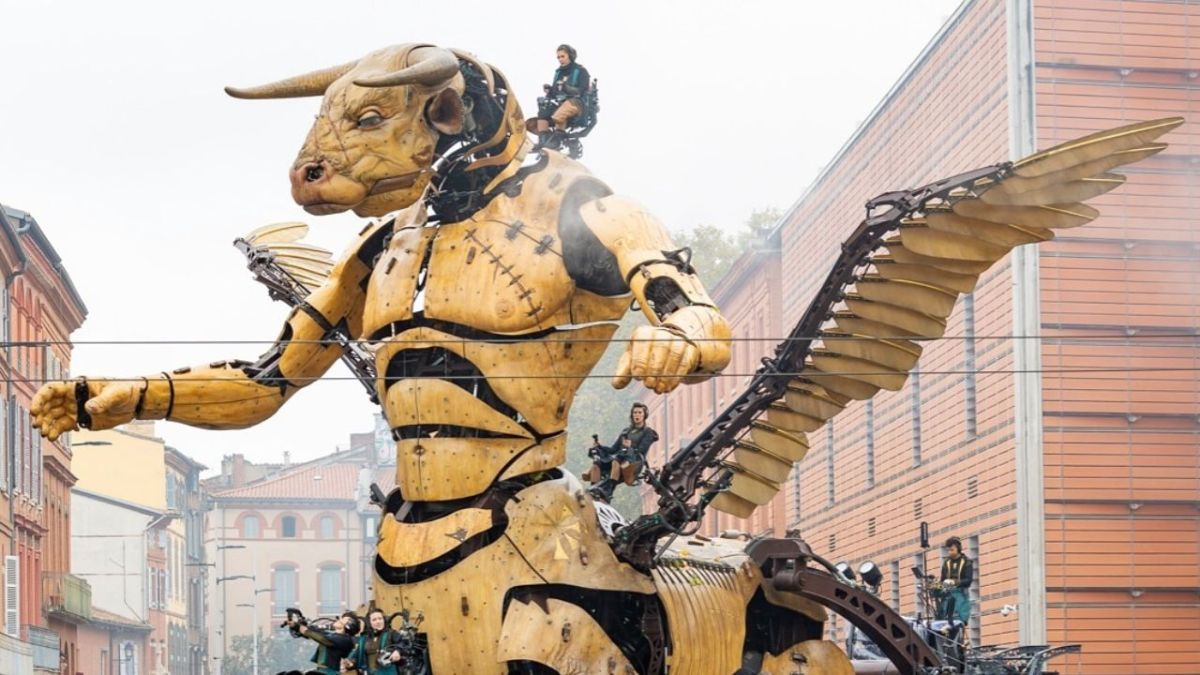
top-left (710, 116), bottom-right (1184, 517)
top-left (241, 221), bottom-right (336, 292)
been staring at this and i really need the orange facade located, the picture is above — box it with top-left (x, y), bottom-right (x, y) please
top-left (0, 205), bottom-right (88, 672)
top-left (639, 1), bottom-right (1198, 672)
top-left (1035, 1), bottom-right (1200, 672)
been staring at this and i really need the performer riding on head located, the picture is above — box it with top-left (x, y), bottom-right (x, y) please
top-left (535, 43), bottom-right (590, 144)
top-left (938, 536), bottom-right (973, 624)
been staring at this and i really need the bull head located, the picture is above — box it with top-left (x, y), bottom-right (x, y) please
top-left (226, 44), bottom-right (468, 217)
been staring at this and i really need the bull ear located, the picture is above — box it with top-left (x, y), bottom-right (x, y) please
top-left (426, 88), bottom-right (464, 135)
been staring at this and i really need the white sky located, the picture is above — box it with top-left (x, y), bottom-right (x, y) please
top-left (0, 0), bottom-right (963, 471)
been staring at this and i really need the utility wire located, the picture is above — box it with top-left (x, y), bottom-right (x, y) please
top-left (10, 366), bottom-right (1200, 385)
top-left (2, 333), bottom-right (1198, 347)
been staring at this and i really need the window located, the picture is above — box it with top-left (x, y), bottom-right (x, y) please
top-left (968, 535), bottom-right (981, 647)
top-left (910, 368), bottom-right (922, 466)
top-left (32, 431), bottom-right (40, 504)
top-left (912, 553), bottom-right (927, 614)
top-left (15, 406), bottom-right (25, 495)
top-left (963, 293), bottom-right (977, 438)
top-left (280, 516), bottom-right (297, 538)
top-left (148, 566), bottom-right (157, 609)
top-left (791, 460), bottom-right (801, 522)
top-left (4, 555), bottom-right (18, 637)
top-left (363, 516), bottom-right (377, 542)
top-left (865, 400), bottom-right (875, 488)
top-left (319, 515), bottom-right (335, 539)
top-left (890, 560), bottom-right (901, 611)
top-left (824, 422), bottom-right (835, 505)
top-left (165, 542), bottom-right (172, 601)
top-left (241, 514), bottom-right (261, 538)
top-left (166, 475), bottom-right (176, 510)
top-left (318, 565), bottom-right (342, 614)
top-left (272, 566), bottom-right (297, 614)
top-left (0, 403), bottom-right (7, 491)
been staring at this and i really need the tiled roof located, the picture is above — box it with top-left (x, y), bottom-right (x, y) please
top-left (212, 460), bottom-right (396, 502)
top-left (90, 606), bottom-right (152, 632)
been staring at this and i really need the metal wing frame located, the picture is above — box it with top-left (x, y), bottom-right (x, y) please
top-left (612, 162), bottom-right (1014, 569)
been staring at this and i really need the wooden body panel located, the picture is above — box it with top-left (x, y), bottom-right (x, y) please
top-left (393, 437), bottom-right (559, 502)
top-left (497, 597), bottom-right (635, 672)
top-left (377, 507), bottom-right (494, 567)
top-left (759, 640), bottom-right (854, 675)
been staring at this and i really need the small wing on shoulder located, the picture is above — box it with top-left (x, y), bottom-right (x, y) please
top-left (711, 116), bottom-right (1183, 517)
top-left (242, 221), bottom-right (337, 293)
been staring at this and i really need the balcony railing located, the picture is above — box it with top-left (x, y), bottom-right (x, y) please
top-left (42, 572), bottom-right (92, 622)
top-left (23, 625), bottom-right (59, 671)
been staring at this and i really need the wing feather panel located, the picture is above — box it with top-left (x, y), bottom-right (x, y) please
top-left (239, 226), bottom-right (336, 295)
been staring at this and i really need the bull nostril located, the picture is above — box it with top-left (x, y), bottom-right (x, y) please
top-left (305, 164), bottom-right (325, 182)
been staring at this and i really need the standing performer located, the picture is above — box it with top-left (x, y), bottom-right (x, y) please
top-left (938, 537), bottom-right (974, 624)
top-left (345, 609), bottom-right (402, 675)
top-left (286, 611), bottom-right (359, 675)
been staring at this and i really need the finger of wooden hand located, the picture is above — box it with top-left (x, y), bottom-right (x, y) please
top-left (658, 338), bottom-right (687, 393)
top-left (31, 382), bottom-right (67, 415)
top-left (612, 350), bottom-right (633, 389)
top-left (629, 326), bottom-right (656, 380)
top-left (54, 415), bottom-right (77, 436)
top-left (644, 330), bottom-right (670, 392)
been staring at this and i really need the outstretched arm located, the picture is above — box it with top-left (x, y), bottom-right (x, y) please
top-left (578, 195), bottom-right (732, 394)
top-left (31, 223), bottom-right (385, 439)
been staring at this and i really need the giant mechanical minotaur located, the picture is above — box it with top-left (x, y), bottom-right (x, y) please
top-left (31, 43), bottom-right (1180, 674)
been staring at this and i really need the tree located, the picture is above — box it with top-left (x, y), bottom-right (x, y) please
top-left (221, 629), bottom-right (312, 675)
top-left (669, 208), bottom-right (782, 287)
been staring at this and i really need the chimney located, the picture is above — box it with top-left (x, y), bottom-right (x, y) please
top-left (283, 451), bottom-right (291, 467)
top-left (231, 454), bottom-right (246, 487)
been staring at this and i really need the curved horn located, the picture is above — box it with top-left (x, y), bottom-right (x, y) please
top-left (353, 47), bottom-right (460, 89)
top-left (449, 47), bottom-right (495, 96)
top-left (225, 60), bottom-right (358, 100)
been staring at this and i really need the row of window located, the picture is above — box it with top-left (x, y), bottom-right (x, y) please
top-left (0, 403), bottom-right (46, 504)
top-left (240, 513), bottom-right (340, 539)
top-left (2, 281), bottom-right (68, 388)
top-left (271, 564), bottom-right (344, 615)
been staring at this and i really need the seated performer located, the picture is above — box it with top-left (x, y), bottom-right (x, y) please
top-left (589, 402), bottom-right (659, 502)
top-left (283, 610), bottom-right (359, 675)
top-left (534, 43), bottom-right (590, 142)
top-left (937, 536), bottom-right (974, 624)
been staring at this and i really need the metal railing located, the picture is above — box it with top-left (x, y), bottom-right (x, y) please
top-left (42, 572), bottom-right (92, 622)
top-left (23, 625), bottom-right (59, 671)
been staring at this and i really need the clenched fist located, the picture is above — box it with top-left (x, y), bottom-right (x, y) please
top-left (612, 325), bottom-right (700, 394)
top-left (31, 379), bottom-right (146, 440)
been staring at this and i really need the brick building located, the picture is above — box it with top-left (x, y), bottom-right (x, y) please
top-left (640, 1), bottom-right (1198, 672)
top-left (0, 204), bottom-right (89, 673)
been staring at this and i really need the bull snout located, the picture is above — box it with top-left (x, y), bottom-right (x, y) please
top-left (290, 159), bottom-right (333, 192)
top-left (287, 158), bottom-right (368, 214)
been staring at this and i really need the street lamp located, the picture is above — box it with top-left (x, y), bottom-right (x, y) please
top-left (216, 575), bottom-right (253, 584)
top-left (215, 544), bottom-right (262, 675)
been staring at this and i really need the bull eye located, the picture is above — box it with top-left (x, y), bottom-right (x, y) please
top-left (357, 111), bottom-right (385, 129)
